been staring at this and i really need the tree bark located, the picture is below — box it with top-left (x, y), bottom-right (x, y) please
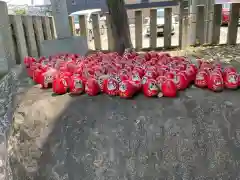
top-left (106, 0), bottom-right (133, 55)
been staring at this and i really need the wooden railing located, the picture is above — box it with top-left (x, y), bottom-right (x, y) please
top-left (68, 3), bottom-right (240, 51)
top-left (2, 3), bottom-right (240, 67)
top-left (9, 15), bottom-right (56, 64)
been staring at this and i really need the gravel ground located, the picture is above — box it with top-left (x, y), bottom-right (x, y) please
top-left (8, 46), bottom-right (240, 180)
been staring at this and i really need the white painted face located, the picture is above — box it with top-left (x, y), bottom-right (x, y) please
top-left (44, 75), bottom-right (52, 86)
top-left (149, 82), bottom-right (158, 91)
top-left (74, 79), bottom-right (82, 88)
top-left (132, 73), bottom-right (140, 81)
top-left (228, 74), bottom-right (237, 83)
top-left (107, 80), bottom-right (116, 91)
top-left (119, 83), bottom-right (127, 92)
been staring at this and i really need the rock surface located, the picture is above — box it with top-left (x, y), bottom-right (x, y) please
top-left (6, 46), bottom-right (240, 180)
top-left (8, 85), bottom-right (240, 180)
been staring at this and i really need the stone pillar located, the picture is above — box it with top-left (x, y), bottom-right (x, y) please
top-left (50, 0), bottom-right (72, 39)
top-left (0, 1), bottom-right (15, 76)
top-left (188, 0), bottom-right (197, 45)
top-left (41, 0), bottom-right (88, 57)
top-left (206, 0), bottom-right (214, 44)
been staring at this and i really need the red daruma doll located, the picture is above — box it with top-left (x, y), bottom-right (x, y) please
top-left (238, 74), bottom-right (240, 87)
top-left (161, 79), bottom-right (177, 97)
top-left (195, 70), bottom-right (208, 88)
top-left (130, 71), bottom-right (142, 91)
top-left (40, 68), bottom-right (57, 89)
top-left (208, 71), bottom-right (224, 92)
top-left (69, 75), bottom-right (85, 95)
top-left (52, 76), bottom-right (68, 95)
top-left (119, 80), bottom-right (136, 98)
top-left (85, 78), bottom-right (100, 96)
top-left (103, 78), bottom-right (119, 96)
top-left (143, 79), bottom-right (159, 97)
top-left (174, 72), bottom-right (188, 90)
top-left (98, 75), bottom-right (109, 92)
top-left (224, 71), bottom-right (238, 89)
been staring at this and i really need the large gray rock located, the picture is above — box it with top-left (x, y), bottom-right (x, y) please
top-left (6, 48), bottom-right (240, 180)
top-left (40, 36), bottom-right (88, 57)
top-left (7, 82), bottom-right (240, 180)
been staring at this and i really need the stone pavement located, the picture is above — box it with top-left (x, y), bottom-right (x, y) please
top-left (8, 80), bottom-right (240, 180)
top-left (0, 65), bottom-right (33, 180)
top-left (5, 46), bottom-right (240, 180)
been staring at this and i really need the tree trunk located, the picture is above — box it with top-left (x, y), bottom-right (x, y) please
top-left (106, 0), bottom-right (133, 55)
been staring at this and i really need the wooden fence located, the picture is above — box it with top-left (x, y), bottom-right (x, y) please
top-left (3, 3), bottom-right (240, 66)
top-left (68, 3), bottom-right (240, 51)
top-left (9, 15), bottom-right (56, 65)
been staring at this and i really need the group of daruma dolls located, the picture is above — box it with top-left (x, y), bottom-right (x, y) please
top-left (23, 51), bottom-right (240, 98)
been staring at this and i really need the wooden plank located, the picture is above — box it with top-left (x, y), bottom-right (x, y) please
top-left (68, 16), bottom-right (75, 36)
top-left (9, 21), bottom-right (18, 64)
top-left (41, 16), bottom-right (52, 40)
top-left (32, 16), bottom-right (44, 56)
top-left (9, 15), bottom-right (28, 64)
top-left (79, 15), bottom-right (87, 36)
top-left (164, 8), bottom-right (172, 49)
top-left (135, 10), bottom-right (143, 50)
top-left (91, 14), bottom-right (101, 50)
top-left (227, 3), bottom-right (240, 45)
top-left (49, 16), bottom-right (57, 39)
top-left (149, 9), bottom-right (157, 48)
top-left (105, 14), bottom-right (114, 51)
top-left (211, 4), bottom-right (222, 44)
top-left (22, 16), bottom-right (38, 57)
top-left (196, 5), bottom-right (205, 45)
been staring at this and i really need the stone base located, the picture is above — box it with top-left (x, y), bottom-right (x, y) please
top-left (40, 36), bottom-right (88, 57)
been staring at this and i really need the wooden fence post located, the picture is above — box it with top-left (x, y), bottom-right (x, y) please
top-left (9, 15), bottom-right (28, 64)
top-left (41, 16), bottom-right (52, 40)
top-left (0, 1), bottom-right (15, 75)
top-left (68, 16), bottom-right (75, 36)
top-left (92, 14), bottom-right (101, 50)
top-left (149, 9), bottom-right (157, 49)
top-left (211, 4), bottom-right (222, 44)
top-left (135, 10), bottom-right (143, 51)
top-left (32, 16), bottom-right (44, 56)
top-left (49, 16), bottom-right (57, 39)
top-left (79, 15), bottom-right (87, 37)
top-left (164, 8), bottom-right (172, 49)
top-left (227, 3), bottom-right (240, 45)
top-left (196, 5), bottom-right (205, 45)
top-left (22, 16), bottom-right (38, 57)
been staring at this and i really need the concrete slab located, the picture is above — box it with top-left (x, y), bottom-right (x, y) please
top-left (40, 36), bottom-right (88, 57)
top-left (0, 1), bottom-right (15, 76)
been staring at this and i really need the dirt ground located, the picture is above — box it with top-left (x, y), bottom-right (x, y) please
top-left (8, 45), bottom-right (240, 180)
